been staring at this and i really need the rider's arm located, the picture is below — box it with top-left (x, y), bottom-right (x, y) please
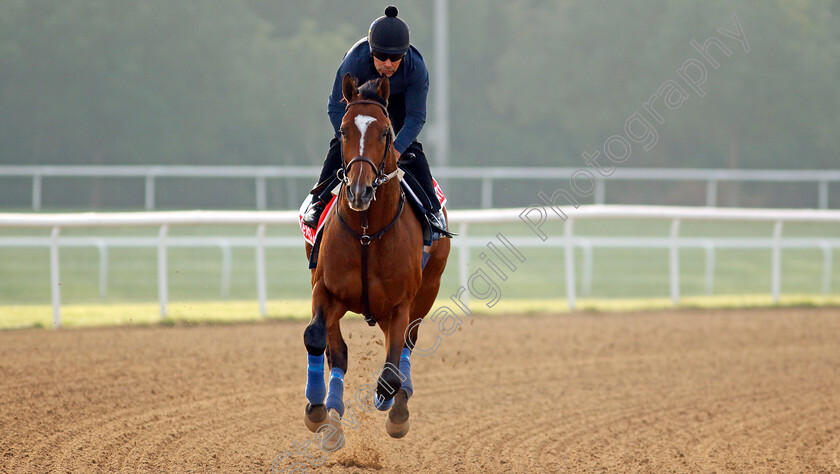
top-left (327, 39), bottom-right (369, 135)
top-left (328, 68), bottom-right (349, 135)
top-left (394, 51), bottom-right (429, 154)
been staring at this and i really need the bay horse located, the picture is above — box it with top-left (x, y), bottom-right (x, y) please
top-left (303, 73), bottom-right (450, 449)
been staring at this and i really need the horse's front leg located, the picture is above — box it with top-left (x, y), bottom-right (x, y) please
top-left (374, 302), bottom-right (413, 438)
top-left (303, 281), bottom-right (346, 450)
top-left (324, 313), bottom-right (348, 417)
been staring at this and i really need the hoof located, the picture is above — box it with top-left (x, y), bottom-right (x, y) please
top-left (316, 409), bottom-right (345, 451)
top-left (304, 403), bottom-right (327, 433)
top-left (385, 390), bottom-right (410, 439)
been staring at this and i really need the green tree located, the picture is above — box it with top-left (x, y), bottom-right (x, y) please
top-left (1, 0), bottom-right (838, 209)
top-left (483, 0), bottom-right (840, 174)
top-left (0, 0), bottom-right (286, 165)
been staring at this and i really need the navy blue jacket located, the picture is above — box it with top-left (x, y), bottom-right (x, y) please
top-left (328, 38), bottom-right (429, 154)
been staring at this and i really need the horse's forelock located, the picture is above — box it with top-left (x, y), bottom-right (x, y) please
top-left (355, 79), bottom-right (387, 107)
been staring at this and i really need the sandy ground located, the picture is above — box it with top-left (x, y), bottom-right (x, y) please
top-left (1, 307), bottom-right (839, 473)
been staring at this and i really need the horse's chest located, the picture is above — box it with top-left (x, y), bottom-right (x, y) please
top-left (320, 244), bottom-right (420, 305)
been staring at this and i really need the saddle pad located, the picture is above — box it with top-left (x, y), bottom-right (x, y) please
top-left (299, 194), bottom-right (338, 246)
top-left (299, 178), bottom-right (447, 246)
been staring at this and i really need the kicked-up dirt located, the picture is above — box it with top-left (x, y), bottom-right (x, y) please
top-left (1, 307), bottom-right (839, 472)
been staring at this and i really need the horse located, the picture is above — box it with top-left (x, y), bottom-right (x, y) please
top-left (302, 73), bottom-right (451, 449)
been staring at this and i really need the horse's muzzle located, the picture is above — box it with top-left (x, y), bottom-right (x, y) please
top-left (346, 183), bottom-right (374, 211)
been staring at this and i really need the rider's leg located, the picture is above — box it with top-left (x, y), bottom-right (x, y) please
top-left (401, 141), bottom-right (441, 213)
top-left (317, 138), bottom-right (343, 185)
top-left (400, 141), bottom-right (446, 229)
top-left (303, 138), bottom-right (342, 229)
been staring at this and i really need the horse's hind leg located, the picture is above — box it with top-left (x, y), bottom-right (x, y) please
top-left (374, 303), bottom-right (411, 409)
top-left (383, 308), bottom-right (425, 439)
top-left (387, 238), bottom-right (451, 438)
top-left (370, 301), bottom-right (417, 438)
top-left (385, 345), bottom-right (412, 438)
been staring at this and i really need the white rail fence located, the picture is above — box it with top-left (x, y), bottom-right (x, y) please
top-left (2, 205), bottom-right (840, 328)
top-left (2, 165), bottom-right (840, 210)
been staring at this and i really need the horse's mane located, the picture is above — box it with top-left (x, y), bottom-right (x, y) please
top-left (356, 79), bottom-right (388, 107)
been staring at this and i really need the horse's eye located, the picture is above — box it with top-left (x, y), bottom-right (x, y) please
top-left (339, 128), bottom-right (347, 137)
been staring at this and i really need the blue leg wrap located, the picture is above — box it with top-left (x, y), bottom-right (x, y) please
top-left (325, 368), bottom-right (345, 417)
top-left (374, 393), bottom-right (394, 411)
top-left (305, 353), bottom-right (326, 405)
top-left (399, 347), bottom-right (414, 399)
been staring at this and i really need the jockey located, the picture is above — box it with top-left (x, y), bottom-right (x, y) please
top-left (302, 5), bottom-right (445, 231)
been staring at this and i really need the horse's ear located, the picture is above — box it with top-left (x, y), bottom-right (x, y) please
top-left (342, 73), bottom-right (358, 103)
top-left (377, 76), bottom-right (390, 102)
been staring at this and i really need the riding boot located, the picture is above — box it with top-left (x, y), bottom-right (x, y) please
top-left (400, 141), bottom-right (441, 213)
top-left (302, 200), bottom-right (326, 229)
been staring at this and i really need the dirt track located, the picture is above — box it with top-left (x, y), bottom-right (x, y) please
top-left (2, 308), bottom-right (840, 473)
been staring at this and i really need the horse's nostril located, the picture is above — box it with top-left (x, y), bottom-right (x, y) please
top-left (346, 187), bottom-right (355, 201)
top-left (363, 186), bottom-right (374, 199)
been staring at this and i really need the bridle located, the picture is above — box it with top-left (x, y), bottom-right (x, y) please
top-left (334, 97), bottom-right (405, 326)
top-left (335, 99), bottom-right (402, 193)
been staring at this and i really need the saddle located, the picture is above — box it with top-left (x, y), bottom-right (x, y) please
top-left (299, 174), bottom-right (450, 270)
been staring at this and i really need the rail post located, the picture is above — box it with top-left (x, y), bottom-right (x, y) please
top-left (564, 218), bottom-right (576, 310)
top-left (96, 239), bottom-right (108, 298)
top-left (580, 238), bottom-right (593, 297)
top-left (594, 179), bottom-right (605, 205)
top-left (50, 227), bottom-right (62, 328)
top-left (481, 177), bottom-right (493, 209)
top-left (703, 240), bottom-right (715, 296)
top-left (33, 174), bottom-right (43, 211)
top-left (217, 239), bottom-right (232, 299)
top-left (820, 240), bottom-right (832, 295)
top-left (457, 223), bottom-right (470, 308)
top-left (158, 225), bottom-right (169, 317)
top-left (669, 219), bottom-right (681, 304)
top-left (256, 176), bottom-right (267, 210)
top-left (818, 180), bottom-right (829, 210)
top-left (706, 180), bottom-right (718, 207)
top-left (771, 221), bottom-right (783, 303)
top-left (145, 175), bottom-right (156, 211)
top-left (256, 224), bottom-right (267, 316)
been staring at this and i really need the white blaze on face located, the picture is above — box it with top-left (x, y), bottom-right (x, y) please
top-left (354, 115), bottom-right (377, 157)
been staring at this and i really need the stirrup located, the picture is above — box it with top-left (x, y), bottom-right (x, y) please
top-left (428, 210), bottom-right (446, 229)
top-left (428, 210), bottom-right (456, 238)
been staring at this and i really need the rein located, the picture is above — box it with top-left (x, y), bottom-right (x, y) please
top-left (335, 98), bottom-right (404, 326)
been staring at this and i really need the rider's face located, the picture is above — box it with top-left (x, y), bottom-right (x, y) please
top-left (373, 56), bottom-right (402, 77)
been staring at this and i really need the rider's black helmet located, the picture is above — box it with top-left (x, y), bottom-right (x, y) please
top-left (368, 6), bottom-right (410, 56)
